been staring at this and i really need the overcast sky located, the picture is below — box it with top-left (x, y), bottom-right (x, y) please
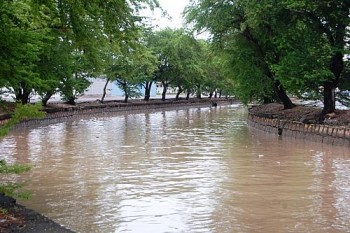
top-left (143, 0), bottom-right (190, 29)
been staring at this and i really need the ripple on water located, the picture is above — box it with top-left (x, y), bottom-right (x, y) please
top-left (1, 105), bottom-right (350, 233)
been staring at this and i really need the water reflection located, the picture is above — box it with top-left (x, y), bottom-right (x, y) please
top-left (0, 105), bottom-right (349, 233)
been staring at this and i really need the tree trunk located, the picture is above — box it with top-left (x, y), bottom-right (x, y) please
top-left (322, 82), bottom-right (336, 115)
top-left (208, 92), bottom-right (213, 98)
top-left (219, 90), bottom-right (222, 98)
top-left (175, 85), bottom-right (183, 100)
top-left (101, 78), bottom-right (110, 103)
top-left (144, 81), bottom-right (152, 101)
top-left (122, 84), bottom-right (128, 103)
top-left (196, 85), bottom-right (202, 99)
top-left (124, 94), bottom-right (128, 103)
top-left (214, 91), bottom-right (218, 98)
top-left (41, 92), bottom-right (54, 106)
top-left (196, 91), bottom-right (201, 99)
top-left (273, 80), bottom-right (295, 109)
top-left (186, 91), bottom-right (191, 100)
top-left (161, 82), bottom-right (168, 101)
top-left (321, 5), bottom-right (347, 114)
top-left (66, 97), bottom-right (76, 105)
top-left (322, 50), bottom-right (344, 114)
top-left (15, 86), bottom-right (31, 104)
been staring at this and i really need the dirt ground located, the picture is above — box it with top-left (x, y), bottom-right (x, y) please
top-left (2, 100), bottom-right (350, 127)
top-left (0, 194), bottom-right (74, 233)
top-left (249, 103), bottom-right (350, 127)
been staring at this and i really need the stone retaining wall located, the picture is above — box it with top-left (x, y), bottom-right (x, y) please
top-left (247, 112), bottom-right (350, 147)
top-left (3, 99), bottom-right (234, 130)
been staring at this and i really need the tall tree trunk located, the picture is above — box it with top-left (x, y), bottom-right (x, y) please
top-left (196, 91), bottom-right (201, 99)
top-left (124, 93), bottom-right (129, 103)
top-left (219, 90), bottom-right (222, 98)
top-left (214, 90), bottom-right (217, 98)
top-left (144, 81), bottom-right (152, 101)
top-left (101, 78), bottom-right (110, 103)
top-left (15, 86), bottom-right (31, 104)
top-left (175, 85), bottom-right (183, 100)
top-left (321, 4), bottom-right (347, 115)
top-left (273, 80), bottom-right (295, 109)
top-left (243, 26), bottom-right (295, 109)
top-left (322, 82), bottom-right (336, 115)
top-left (122, 83), bottom-right (128, 103)
top-left (186, 91), bottom-right (191, 100)
top-left (196, 85), bottom-right (202, 99)
top-left (322, 50), bottom-right (344, 115)
top-left (161, 82), bottom-right (168, 101)
top-left (208, 91), bottom-right (213, 99)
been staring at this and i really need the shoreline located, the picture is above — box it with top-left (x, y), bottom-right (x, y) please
top-left (0, 194), bottom-right (74, 233)
top-left (248, 103), bottom-right (350, 147)
top-left (1, 98), bottom-right (236, 130)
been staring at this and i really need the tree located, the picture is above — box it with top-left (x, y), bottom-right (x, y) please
top-left (100, 28), bottom-right (157, 103)
top-left (0, 0), bottom-right (49, 104)
top-left (148, 28), bottom-right (179, 101)
top-left (131, 37), bottom-right (158, 101)
top-left (1, 0), bottom-right (160, 105)
top-left (201, 44), bottom-right (232, 99)
top-left (47, 0), bottom-right (139, 105)
top-left (147, 28), bottom-right (207, 101)
top-left (281, 0), bottom-right (350, 114)
top-left (185, 0), bottom-right (350, 113)
top-left (169, 30), bottom-right (204, 100)
top-left (185, 0), bottom-right (295, 108)
top-left (35, 37), bottom-right (73, 106)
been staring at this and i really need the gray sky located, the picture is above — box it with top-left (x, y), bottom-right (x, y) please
top-left (141, 1), bottom-right (209, 39)
top-left (144, 0), bottom-right (190, 29)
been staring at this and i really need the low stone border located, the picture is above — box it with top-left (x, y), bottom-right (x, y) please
top-left (247, 112), bottom-right (350, 147)
top-left (2, 98), bottom-right (235, 130)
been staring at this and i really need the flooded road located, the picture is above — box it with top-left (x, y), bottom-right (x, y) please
top-left (1, 105), bottom-right (350, 233)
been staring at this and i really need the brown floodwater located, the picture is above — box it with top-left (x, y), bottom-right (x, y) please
top-left (1, 105), bottom-right (350, 233)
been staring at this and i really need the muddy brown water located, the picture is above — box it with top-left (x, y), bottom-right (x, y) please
top-left (1, 105), bottom-right (349, 233)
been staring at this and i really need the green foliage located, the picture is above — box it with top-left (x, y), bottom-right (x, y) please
top-left (186, 0), bottom-right (278, 103)
top-left (0, 103), bottom-right (44, 199)
top-left (59, 74), bottom-right (91, 105)
top-left (0, 0), bottom-right (161, 104)
top-left (185, 0), bottom-right (350, 111)
top-left (148, 28), bottom-right (180, 85)
top-left (0, 160), bottom-right (31, 199)
top-left (11, 0), bottom-right (349, 109)
top-left (0, 182), bottom-right (30, 200)
top-left (0, 208), bottom-right (8, 215)
top-left (0, 0), bottom-right (50, 103)
top-left (0, 160), bottom-right (31, 175)
top-left (147, 28), bottom-right (213, 98)
top-left (0, 103), bottom-right (45, 137)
